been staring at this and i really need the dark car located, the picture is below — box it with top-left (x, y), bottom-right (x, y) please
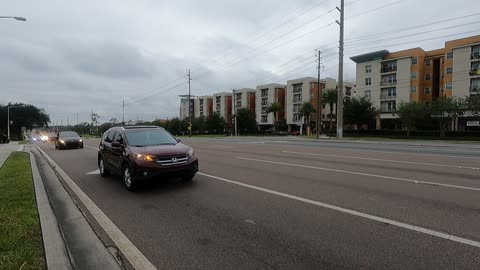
top-left (97, 126), bottom-right (198, 191)
top-left (55, 131), bottom-right (84, 149)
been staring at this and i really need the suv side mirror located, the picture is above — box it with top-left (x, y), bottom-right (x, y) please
top-left (177, 138), bottom-right (181, 143)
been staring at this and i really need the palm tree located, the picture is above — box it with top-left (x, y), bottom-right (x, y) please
top-left (266, 102), bottom-right (283, 131)
top-left (299, 102), bottom-right (316, 136)
top-left (321, 88), bottom-right (338, 131)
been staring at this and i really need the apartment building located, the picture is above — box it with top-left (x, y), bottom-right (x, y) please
top-left (255, 83), bottom-right (286, 128)
top-left (286, 77), bottom-right (353, 131)
top-left (194, 96), bottom-right (213, 118)
top-left (179, 95), bottom-right (196, 120)
top-left (213, 92), bottom-right (233, 124)
top-left (233, 88), bottom-right (256, 114)
top-left (351, 35), bottom-right (480, 128)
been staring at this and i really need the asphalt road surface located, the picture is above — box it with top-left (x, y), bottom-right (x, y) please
top-left (38, 137), bottom-right (480, 269)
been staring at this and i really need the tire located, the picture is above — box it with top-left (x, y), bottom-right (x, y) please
top-left (98, 157), bottom-right (110, 177)
top-left (80, 144), bottom-right (84, 149)
top-left (123, 164), bottom-right (136, 191)
top-left (55, 143), bottom-right (58, 149)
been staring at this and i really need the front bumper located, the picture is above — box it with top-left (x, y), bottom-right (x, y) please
top-left (131, 157), bottom-right (199, 180)
top-left (60, 141), bottom-right (83, 148)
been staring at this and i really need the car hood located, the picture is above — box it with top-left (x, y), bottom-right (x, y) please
top-left (129, 143), bottom-right (190, 157)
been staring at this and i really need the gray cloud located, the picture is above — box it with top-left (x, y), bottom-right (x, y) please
top-left (0, 0), bottom-right (478, 124)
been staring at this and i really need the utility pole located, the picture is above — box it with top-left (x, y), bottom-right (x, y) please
top-left (336, 0), bottom-right (345, 139)
top-left (122, 99), bottom-right (125, 126)
top-left (67, 116), bottom-right (69, 126)
top-left (7, 106), bottom-right (10, 140)
top-left (316, 50), bottom-right (322, 139)
top-left (188, 69), bottom-right (192, 137)
top-left (76, 112), bottom-right (78, 126)
top-left (233, 89), bottom-right (238, 136)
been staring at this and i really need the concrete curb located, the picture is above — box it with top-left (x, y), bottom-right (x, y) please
top-left (30, 145), bottom-right (123, 270)
top-left (28, 151), bottom-right (72, 270)
top-left (34, 145), bottom-right (157, 270)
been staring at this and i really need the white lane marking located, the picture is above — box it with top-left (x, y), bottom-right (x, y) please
top-left (236, 157), bottom-right (480, 192)
top-left (35, 146), bottom-right (157, 270)
top-left (87, 169), bottom-right (100, 175)
top-left (85, 145), bottom-right (98, 150)
top-left (198, 172), bottom-right (480, 249)
top-left (212, 146), bottom-right (234, 149)
top-left (282, 150), bottom-right (480, 170)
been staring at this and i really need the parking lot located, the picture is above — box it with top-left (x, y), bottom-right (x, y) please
top-left (38, 138), bottom-right (480, 269)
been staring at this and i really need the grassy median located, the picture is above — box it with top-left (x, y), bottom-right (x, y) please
top-left (0, 152), bottom-right (45, 270)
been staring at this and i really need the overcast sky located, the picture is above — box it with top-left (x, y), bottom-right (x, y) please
top-left (1, 0), bottom-right (479, 124)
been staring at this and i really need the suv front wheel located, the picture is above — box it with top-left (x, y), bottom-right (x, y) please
top-left (123, 164), bottom-right (136, 191)
top-left (98, 157), bottom-right (110, 177)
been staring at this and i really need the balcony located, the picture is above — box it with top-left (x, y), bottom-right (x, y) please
top-left (380, 79), bottom-right (397, 87)
top-left (469, 69), bottom-right (480, 76)
top-left (380, 94), bottom-right (397, 100)
top-left (471, 53), bottom-right (480, 60)
top-left (381, 66), bottom-right (397, 73)
top-left (380, 107), bottom-right (396, 113)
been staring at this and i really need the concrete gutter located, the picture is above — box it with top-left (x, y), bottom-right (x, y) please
top-left (29, 150), bottom-right (72, 270)
top-left (28, 145), bottom-right (122, 270)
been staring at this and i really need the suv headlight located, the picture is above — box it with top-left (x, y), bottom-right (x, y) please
top-left (79, 139), bottom-right (83, 142)
top-left (187, 148), bottom-right (195, 158)
top-left (133, 153), bottom-right (154, 161)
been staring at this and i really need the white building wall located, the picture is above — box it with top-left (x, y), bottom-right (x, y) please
top-left (213, 92), bottom-right (232, 120)
top-left (256, 84), bottom-right (283, 125)
top-left (233, 88), bottom-right (255, 114)
top-left (286, 77), bottom-right (316, 125)
top-left (355, 60), bottom-right (382, 109)
top-left (452, 46), bottom-right (473, 97)
top-left (197, 96), bottom-right (212, 118)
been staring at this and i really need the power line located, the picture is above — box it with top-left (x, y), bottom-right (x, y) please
top-left (346, 0), bottom-right (409, 20)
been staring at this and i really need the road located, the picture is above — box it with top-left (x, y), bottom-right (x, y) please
top-left (37, 137), bottom-right (480, 269)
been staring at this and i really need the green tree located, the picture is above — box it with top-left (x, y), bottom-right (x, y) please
top-left (192, 116), bottom-right (207, 134)
top-left (235, 108), bottom-right (257, 134)
top-left (396, 101), bottom-right (428, 136)
top-left (206, 113), bottom-right (225, 134)
top-left (344, 96), bottom-right (376, 129)
top-left (430, 96), bottom-right (464, 136)
top-left (467, 94), bottom-right (480, 120)
top-left (321, 88), bottom-right (338, 131)
top-left (266, 102), bottom-right (283, 131)
top-left (0, 103), bottom-right (50, 140)
top-left (299, 102), bottom-right (316, 136)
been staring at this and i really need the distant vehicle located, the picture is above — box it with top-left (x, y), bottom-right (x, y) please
top-left (291, 131), bottom-right (301, 136)
top-left (97, 126), bottom-right (198, 191)
top-left (55, 131), bottom-right (83, 149)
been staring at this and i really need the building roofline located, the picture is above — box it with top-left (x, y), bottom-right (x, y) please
top-left (350, 50), bottom-right (390, 63)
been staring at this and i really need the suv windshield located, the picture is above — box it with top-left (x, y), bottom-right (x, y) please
top-left (125, 129), bottom-right (177, 146)
top-left (60, 131), bottom-right (79, 137)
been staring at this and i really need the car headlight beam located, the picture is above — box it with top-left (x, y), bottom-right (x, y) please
top-left (134, 153), bottom-right (154, 161)
top-left (187, 148), bottom-right (195, 158)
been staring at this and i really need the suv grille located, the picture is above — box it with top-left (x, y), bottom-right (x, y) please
top-left (155, 155), bottom-right (188, 166)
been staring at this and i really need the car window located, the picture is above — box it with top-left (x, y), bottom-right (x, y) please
top-left (125, 129), bottom-right (177, 146)
top-left (113, 131), bottom-right (123, 144)
top-left (59, 131), bottom-right (79, 137)
top-left (105, 130), bottom-right (116, 143)
top-left (102, 130), bottom-right (110, 142)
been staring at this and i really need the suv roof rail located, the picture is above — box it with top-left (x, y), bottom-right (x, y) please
top-left (123, 125), bottom-right (162, 129)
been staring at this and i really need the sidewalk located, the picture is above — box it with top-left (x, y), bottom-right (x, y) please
top-left (0, 142), bottom-right (22, 168)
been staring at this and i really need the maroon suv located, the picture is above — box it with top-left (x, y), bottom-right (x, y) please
top-left (98, 126), bottom-right (198, 191)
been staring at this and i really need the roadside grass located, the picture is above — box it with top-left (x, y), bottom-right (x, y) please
top-left (18, 140), bottom-right (29, 145)
top-left (0, 152), bottom-right (45, 270)
top-left (81, 134), bottom-right (100, 139)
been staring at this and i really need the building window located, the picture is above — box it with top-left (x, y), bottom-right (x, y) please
top-left (425, 59), bottom-right (432, 67)
top-left (471, 79), bottom-right (480, 92)
top-left (446, 82), bottom-right (452, 90)
top-left (322, 114), bottom-right (326, 119)
top-left (424, 87), bottom-right (431, 94)
top-left (446, 67), bottom-right (453, 74)
top-left (261, 89), bottom-right (268, 97)
top-left (365, 90), bottom-right (371, 98)
top-left (261, 115), bottom-right (268, 123)
top-left (322, 104), bottom-right (326, 109)
top-left (425, 73), bottom-right (431, 80)
top-left (441, 72), bottom-right (444, 78)
top-left (411, 72), bottom-right (417, 79)
top-left (446, 51), bottom-right (453, 59)
top-left (293, 83), bottom-right (302, 94)
top-left (472, 46), bottom-right (480, 59)
top-left (411, 86), bottom-right (417, 93)
top-left (310, 82), bottom-right (315, 89)
top-left (365, 78), bottom-right (371, 86)
top-left (412, 57), bottom-right (418, 65)
top-left (365, 65), bottom-right (372, 73)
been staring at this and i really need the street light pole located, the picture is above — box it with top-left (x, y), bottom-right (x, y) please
top-left (7, 106), bottom-right (10, 140)
top-left (0, 16), bottom-right (27, 21)
top-left (233, 89), bottom-right (238, 136)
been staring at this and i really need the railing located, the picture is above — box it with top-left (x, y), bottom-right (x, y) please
top-left (380, 94), bottom-right (397, 100)
top-left (381, 66), bottom-right (397, 73)
top-left (380, 79), bottom-right (397, 86)
top-left (380, 107), bottom-right (396, 113)
top-left (471, 53), bottom-right (480, 60)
